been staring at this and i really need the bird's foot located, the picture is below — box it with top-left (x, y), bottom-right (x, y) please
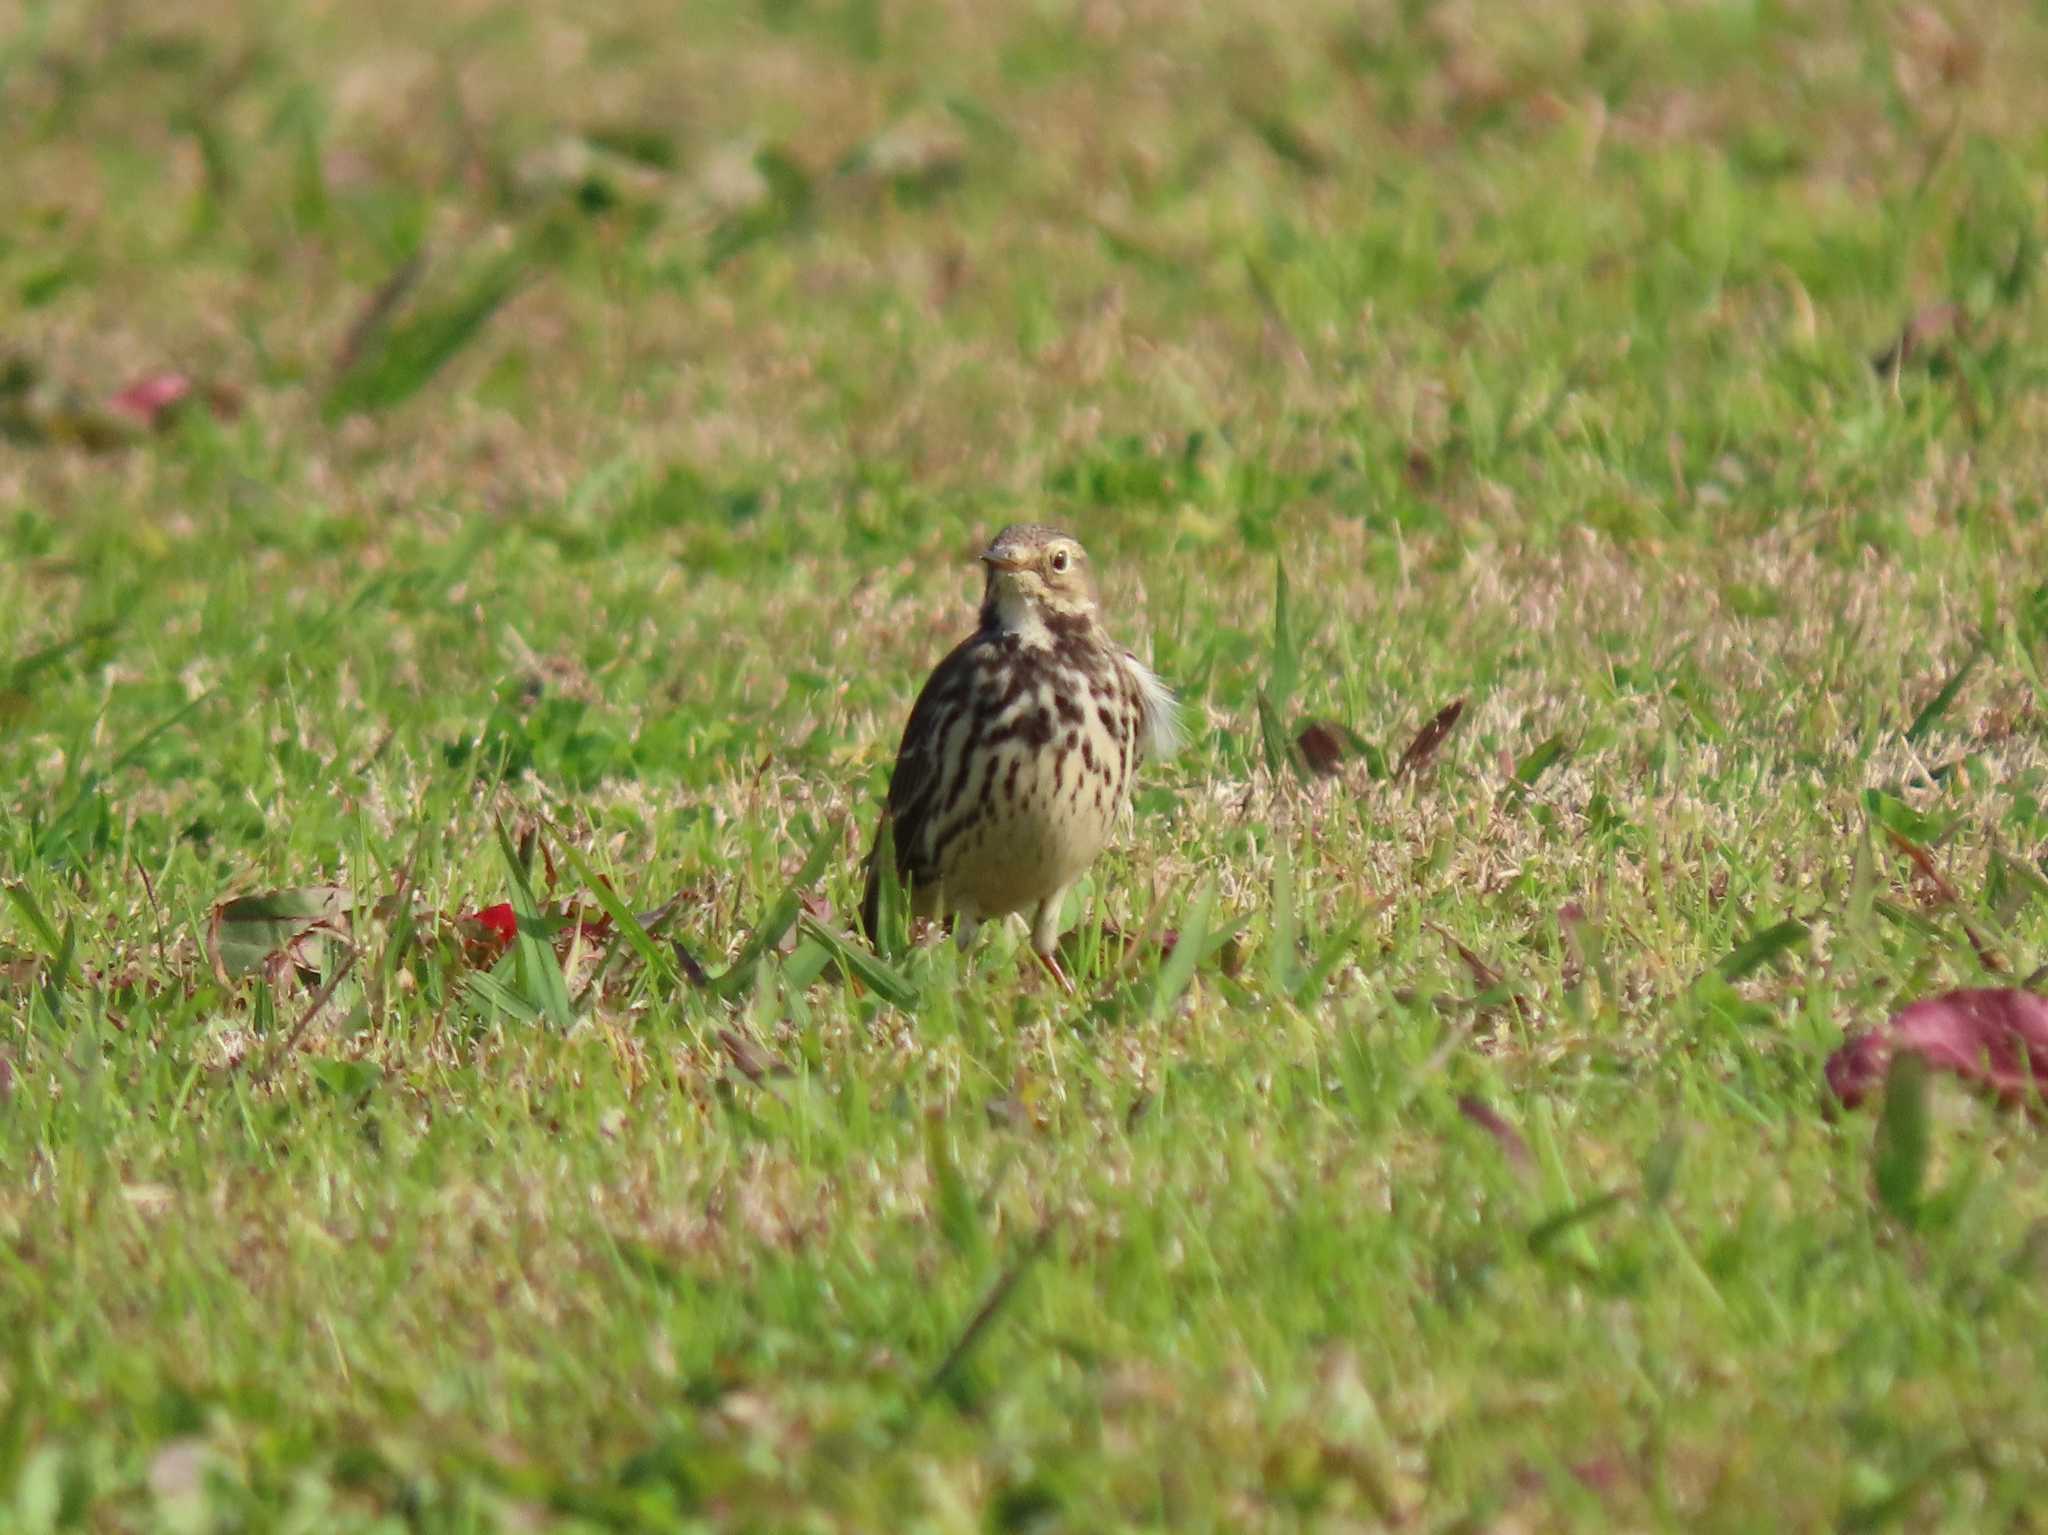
top-left (1030, 945), bottom-right (1077, 996)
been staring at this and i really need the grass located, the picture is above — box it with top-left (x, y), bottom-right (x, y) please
top-left (5, 0), bottom-right (2048, 1527)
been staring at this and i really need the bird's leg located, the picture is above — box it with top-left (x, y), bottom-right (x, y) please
top-left (1029, 891), bottom-right (1077, 996)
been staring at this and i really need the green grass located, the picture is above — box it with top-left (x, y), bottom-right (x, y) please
top-left (6, 0), bottom-right (2048, 1527)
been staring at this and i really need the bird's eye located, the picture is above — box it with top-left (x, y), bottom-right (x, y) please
top-left (1049, 548), bottom-right (1071, 573)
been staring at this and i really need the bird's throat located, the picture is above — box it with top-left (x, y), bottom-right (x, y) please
top-left (980, 577), bottom-right (1054, 646)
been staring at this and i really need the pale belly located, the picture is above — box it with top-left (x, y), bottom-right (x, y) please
top-left (930, 734), bottom-right (1126, 920)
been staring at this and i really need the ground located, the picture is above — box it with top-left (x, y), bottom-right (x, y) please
top-left (4, 0), bottom-right (2048, 1529)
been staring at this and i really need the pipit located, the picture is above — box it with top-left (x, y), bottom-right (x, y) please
top-left (859, 523), bottom-right (1180, 991)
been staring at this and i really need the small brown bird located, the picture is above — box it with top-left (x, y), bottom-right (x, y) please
top-left (859, 524), bottom-right (1180, 991)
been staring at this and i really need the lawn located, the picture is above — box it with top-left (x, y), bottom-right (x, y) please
top-left (5, 0), bottom-right (2048, 1528)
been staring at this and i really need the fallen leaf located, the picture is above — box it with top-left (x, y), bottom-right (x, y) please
top-left (459, 899), bottom-right (609, 966)
top-left (1827, 987), bottom-right (2048, 1114)
top-left (1396, 698), bottom-right (1465, 779)
top-left (1296, 721), bottom-right (1346, 777)
top-left (207, 886), bottom-right (352, 985)
top-left (106, 372), bottom-right (239, 429)
top-left (1457, 1094), bottom-right (1532, 1169)
top-left (673, 941), bottom-right (710, 987)
top-left (467, 902), bottom-right (519, 949)
top-left (718, 1027), bottom-right (788, 1084)
top-left (108, 373), bottom-right (193, 425)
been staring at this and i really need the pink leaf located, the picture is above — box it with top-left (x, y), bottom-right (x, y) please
top-left (1827, 988), bottom-right (2048, 1113)
top-left (108, 373), bottom-right (194, 427)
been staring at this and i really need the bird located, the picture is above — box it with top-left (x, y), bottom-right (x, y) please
top-left (858, 523), bottom-right (1181, 992)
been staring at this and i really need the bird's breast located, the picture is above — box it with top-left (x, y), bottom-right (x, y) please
top-left (922, 645), bottom-right (1141, 919)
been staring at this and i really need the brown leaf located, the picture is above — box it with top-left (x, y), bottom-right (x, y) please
top-left (1430, 922), bottom-right (1500, 990)
top-left (1884, 831), bottom-right (2005, 970)
top-left (673, 941), bottom-right (710, 988)
top-left (1827, 988), bottom-right (2048, 1113)
top-left (718, 1027), bottom-right (789, 1084)
top-left (1296, 721), bottom-right (1346, 777)
top-left (1396, 698), bottom-right (1465, 779)
top-left (1886, 828), bottom-right (1961, 905)
top-left (1457, 1094), bottom-right (1531, 1169)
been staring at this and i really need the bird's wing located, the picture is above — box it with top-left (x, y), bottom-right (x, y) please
top-left (879, 631), bottom-right (986, 881)
top-left (1123, 651), bottom-right (1182, 763)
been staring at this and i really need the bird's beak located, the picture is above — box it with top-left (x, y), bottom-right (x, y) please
top-left (979, 551), bottom-right (1028, 573)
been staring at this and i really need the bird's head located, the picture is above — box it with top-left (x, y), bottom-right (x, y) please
top-left (978, 523), bottom-right (1096, 635)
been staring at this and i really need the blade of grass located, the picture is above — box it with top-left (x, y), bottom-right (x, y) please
top-left (1255, 689), bottom-right (1301, 782)
top-left (708, 818), bottom-right (841, 1000)
top-left (918, 1223), bottom-right (1054, 1407)
top-left (1905, 635), bottom-right (1987, 745)
top-left (552, 837), bottom-right (681, 988)
top-left (2, 882), bottom-right (62, 956)
top-left (797, 913), bottom-right (918, 1009)
top-left (326, 237), bottom-right (541, 419)
top-left (1874, 1051), bottom-right (1931, 1223)
top-left (494, 819), bottom-right (574, 1029)
top-left (1713, 917), bottom-right (1809, 982)
top-left (1145, 878), bottom-right (1216, 1022)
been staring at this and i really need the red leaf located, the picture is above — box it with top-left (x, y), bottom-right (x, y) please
top-left (458, 900), bottom-right (609, 968)
top-left (471, 902), bottom-right (518, 944)
top-left (1827, 988), bottom-right (2048, 1113)
top-left (458, 902), bottom-right (519, 966)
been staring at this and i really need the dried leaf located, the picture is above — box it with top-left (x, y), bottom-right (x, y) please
top-left (1827, 987), bottom-right (2048, 1115)
top-left (1296, 721), bottom-right (1346, 777)
top-left (1886, 829), bottom-right (1961, 905)
top-left (718, 1027), bottom-right (789, 1084)
top-left (673, 941), bottom-right (710, 988)
top-left (1457, 1094), bottom-right (1531, 1169)
top-left (1396, 698), bottom-right (1465, 779)
top-left (207, 886), bottom-right (352, 984)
